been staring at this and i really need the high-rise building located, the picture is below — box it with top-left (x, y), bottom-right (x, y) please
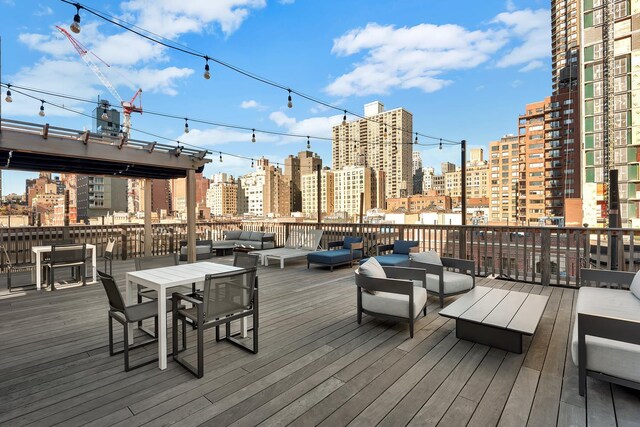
top-left (412, 151), bottom-right (424, 195)
top-left (284, 151), bottom-right (322, 212)
top-left (489, 135), bottom-right (519, 225)
top-left (171, 173), bottom-right (209, 215)
top-left (150, 179), bottom-right (171, 213)
top-left (333, 166), bottom-right (374, 216)
top-left (206, 180), bottom-right (238, 216)
top-left (518, 100), bottom-right (548, 225)
top-left (77, 175), bottom-right (128, 223)
top-left (332, 101), bottom-right (413, 199)
top-left (237, 158), bottom-right (289, 217)
top-left (263, 163), bottom-right (290, 217)
top-left (466, 153), bottom-right (490, 201)
top-left (301, 169), bottom-right (334, 217)
top-left (581, 0), bottom-right (638, 227)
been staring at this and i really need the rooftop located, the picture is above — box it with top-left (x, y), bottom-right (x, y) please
top-left (1, 257), bottom-right (636, 426)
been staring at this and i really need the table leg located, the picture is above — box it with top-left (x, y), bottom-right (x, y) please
top-left (35, 254), bottom-right (42, 291)
top-left (125, 277), bottom-right (135, 345)
top-left (157, 287), bottom-right (168, 370)
top-left (240, 318), bottom-right (247, 338)
top-left (91, 247), bottom-right (97, 283)
top-left (456, 319), bottom-right (523, 353)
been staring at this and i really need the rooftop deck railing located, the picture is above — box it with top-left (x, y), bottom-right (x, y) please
top-left (1, 221), bottom-right (638, 288)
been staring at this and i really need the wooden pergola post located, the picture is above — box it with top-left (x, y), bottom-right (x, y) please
top-left (186, 170), bottom-right (197, 263)
top-left (144, 178), bottom-right (152, 257)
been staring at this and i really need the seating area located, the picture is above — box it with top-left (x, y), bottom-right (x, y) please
top-left (361, 239), bottom-right (419, 266)
top-left (307, 236), bottom-right (364, 271)
top-left (214, 230), bottom-right (276, 250)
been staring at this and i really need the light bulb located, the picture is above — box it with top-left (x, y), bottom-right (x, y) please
top-left (101, 109), bottom-right (108, 120)
top-left (5, 89), bottom-right (12, 103)
top-left (342, 110), bottom-right (347, 125)
top-left (219, 153), bottom-right (223, 162)
top-left (70, 6), bottom-right (81, 34)
top-left (306, 136), bottom-right (310, 150)
top-left (439, 139), bottom-right (443, 150)
top-left (251, 159), bottom-right (254, 168)
top-left (204, 60), bottom-right (211, 80)
top-left (39, 102), bottom-right (45, 117)
top-left (251, 129), bottom-right (256, 143)
top-left (287, 89), bottom-right (293, 108)
top-left (414, 133), bottom-right (418, 144)
top-left (184, 119), bottom-right (189, 134)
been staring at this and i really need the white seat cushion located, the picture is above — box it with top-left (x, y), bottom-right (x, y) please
top-left (362, 286), bottom-right (427, 319)
top-left (424, 271), bottom-right (474, 294)
top-left (630, 270), bottom-right (640, 299)
top-left (571, 287), bottom-right (640, 383)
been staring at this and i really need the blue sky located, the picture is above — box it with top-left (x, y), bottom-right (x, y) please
top-left (0, 0), bottom-right (551, 196)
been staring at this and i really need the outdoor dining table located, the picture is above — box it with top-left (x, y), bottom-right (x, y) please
top-left (32, 243), bottom-right (97, 291)
top-left (125, 261), bottom-right (245, 370)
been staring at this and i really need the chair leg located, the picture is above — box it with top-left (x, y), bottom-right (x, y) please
top-left (50, 268), bottom-right (56, 291)
top-left (439, 294), bottom-right (444, 308)
top-left (82, 264), bottom-right (87, 286)
top-left (182, 317), bottom-right (187, 350)
top-left (409, 319), bottom-right (414, 338)
top-left (108, 314), bottom-right (114, 356)
top-left (172, 310), bottom-right (178, 359)
top-left (124, 322), bottom-right (130, 371)
top-left (215, 325), bottom-right (220, 342)
top-left (253, 312), bottom-right (259, 354)
top-left (197, 317), bottom-right (204, 379)
top-left (423, 305), bottom-right (427, 316)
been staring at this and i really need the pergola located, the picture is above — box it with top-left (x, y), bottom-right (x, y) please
top-left (0, 118), bottom-right (211, 262)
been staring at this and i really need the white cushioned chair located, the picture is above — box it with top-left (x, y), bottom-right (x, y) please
top-left (355, 258), bottom-right (427, 338)
top-left (409, 250), bottom-right (475, 307)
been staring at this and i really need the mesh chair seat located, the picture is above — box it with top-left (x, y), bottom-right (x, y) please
top-left (111, 300), bottom-right (176, 323)
top-left (178, 299), bottom-right (246, 321)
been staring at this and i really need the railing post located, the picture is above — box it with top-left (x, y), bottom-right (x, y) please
top-left (541, 228), bottom-right (551, 286)
top-left (459, 226), bottom-right (467, 259)
top-left (120, 226), bottom-right (128, 260)
top-left (169, 227), bottom-right (175, 255)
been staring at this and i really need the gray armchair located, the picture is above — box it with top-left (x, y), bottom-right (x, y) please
top-left (355, 264), bottom-right (427, 338)
top-left (409, 251), bottom-right (475, 307)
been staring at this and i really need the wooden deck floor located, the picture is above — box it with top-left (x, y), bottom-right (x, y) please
top-left (0, 258), bottom-right (639, 426)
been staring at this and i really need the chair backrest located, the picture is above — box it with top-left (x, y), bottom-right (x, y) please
top-left (51, 243), bottom-right (86, 265)
top-left (134, 253), bottom-right (179, 271)
top-left (105, 239), bottom-right (116, 260)
top-left (98, 270), bottom-right (126, 313)
top-left (284, 229), bottom-right (324, 250)
top-left (233, 252), bottom-right (260, 269)
top-left (201, 267), bottom-right (257, 322)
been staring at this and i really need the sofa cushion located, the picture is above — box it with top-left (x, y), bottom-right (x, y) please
top-left (224, 230), bottom-right (242, 240)
top-left (423, 271), bottom-right (473, 294)
top-left (249, 231), bottom-right (264, 241)
top-left (410, 250), bottom-right (442, 266)
top-left (375, 254), bottom-right (410, 267)
top-left (308, 249), bottom-right (352, 265)
top-left (570, 287), bottom-right (640, 383)
top-left (359, 257), bottom-right (386, 279)
top-left (393, 240), bottom-right (419, 255)
top-left (343, 236), bottom-right (363, 250)
top-left (630, 270), bottom-right (640, 300)
top-left (239, 231), bottom-right (252, 240)
top-left (362, 286), bottom-right (427, 319)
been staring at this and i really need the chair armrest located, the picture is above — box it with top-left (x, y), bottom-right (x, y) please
top-left (355, 272), bottom-right (413, 295)
top-left (376, 244), bottom-right (394, 255)
top-left (409, 260), bottom-right (444, 277)
top-left (441, 257), bottom-right (475, 281)
top-left (350, 242), bottom-right (364, 259)
top-left (383, 266), bottom-right (425, 282)
top-left (328, 241), bottom-right (344, 249)
top-left (171, 292), bottom-right (202, 307)
top-left (579, 268), bottom-right (634, 289)
top-left (261, 234), bottom-right (275, 243)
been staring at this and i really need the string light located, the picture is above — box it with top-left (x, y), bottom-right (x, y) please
top-left (306, 136), bottom-right (310, 150)
top-left (342, 110), bottom-right (347, 125)
top-left (203, 56), bottom-right (211, 80)
top-left (101, 108), bottom-right (108, 120)
top-left (219, 152), bottom-right (223, 162)
top-left (184, 118), bottom-right (189, 133)
top-left (439, 138), bottom-right (443, 150)
top-left (70, 3), bottom-right (82, 34)
top-left (5, 84), bottom-right (12, 103)
top-left (251, 159), bottom-right (254, 168)
top-left (414, 133), bottom-right (418, 144)
top-left (287, 89), bottom-right (293, 108)
top-left (251, 129), bottom-right (256, 143)
top-left (38, 100), bottom-right (45, 117)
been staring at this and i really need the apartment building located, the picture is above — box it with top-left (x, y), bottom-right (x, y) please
top-left (284, 151), bottom-right (322, 213)
top-left (206, 181), bottom-right (238, 216)
top-left (301, 169), bottom-right (334, 217)
top-left (518, 100), bottom-right (548, 225)
top-left (489, 135), bottom-right (519, 225)
top-left (333, 166), bottom-right (374, 216)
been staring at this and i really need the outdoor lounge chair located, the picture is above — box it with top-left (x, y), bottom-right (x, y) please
top-left (409, 250), bottom-right (475, 307)
top-left (307, 236), bottom-right (363, 271)
top-left (172, 267), bottom-right (259, 378)
top-left (355, 257), bottom-right (427, 338)
top-left (359, 240), bottom-right (419, 267)
top-left (250, 229), bottom-right (324, 269)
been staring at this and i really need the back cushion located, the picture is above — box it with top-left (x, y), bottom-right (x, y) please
top-left (239, 231), bottom-right (252, 240)
top-left (249, 231), bottom-right (264, 241)
top-left (225, 230), bottom-right (242, 240)
top-left (410, 250), bottom-right (442, 266)
top-left (630, 270), bottom-right (640, 299)
top-left (393, 240), bottom-right (419, 255)
top-left (358, 257), bottom-right (386, 279)
top-left (343, 236), bottom-right (363, 250)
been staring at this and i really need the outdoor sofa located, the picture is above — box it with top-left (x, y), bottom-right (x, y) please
top-left (359, 240), bottom-right (419, 267)
top-left (572, 268), bottom-right (640, 396)
top-left (307, 236), bottom-right (364, 271)
top-left (179, 239), bottom-right (213, 261)
top-left (213, 230), bottom-right (276, 250)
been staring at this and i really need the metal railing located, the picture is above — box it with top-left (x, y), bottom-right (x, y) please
top-left (1, 222), bottom-right (637, 288)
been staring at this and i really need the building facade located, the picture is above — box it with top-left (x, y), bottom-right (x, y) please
top-left (518, 100), bottom-right (548, 225)
top-left (76, 176), bottom-right (128, 223)
top-left (333, 166), bottom-right (374, 216)
top-left (301, 169), bottom-right (334, 217)
top-left (489, 135), bottom-right (519, 225)
top-left (284, 151), bottom-right (322, 213)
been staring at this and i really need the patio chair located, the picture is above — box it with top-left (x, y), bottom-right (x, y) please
top-left (360, 240), bottom-right (419, 267)
top-left (172, 267), bottom-right (259, 378)
top-left (44, 243), bottom-right (87, 291)
top-left (233, 252), bottom-right (260, 269)
top-left (355, 257), bottom-right (427, 338)
top-left (1, 245), bottom-right (36, 292)
top-left (98, 270), bottom-right (169, 371)
top-left (409, 250), bottom-right (475, 307)
top-left (101, 238), bottom-right (116, 275)
top-left (134, 253), bottom-right (188, 301)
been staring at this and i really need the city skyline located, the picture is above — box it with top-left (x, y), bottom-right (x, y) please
top-left (1, 0), bottom-right (551, 196)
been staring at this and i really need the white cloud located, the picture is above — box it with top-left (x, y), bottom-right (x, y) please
top-left (176, 127), bottom-right (279, 147)
top-left (269, 111), bottom-right (342, 146)
top-left (325, 23), bottom-right (508, 97)
top-left (34, 4), bottom-right (53, 16)
top-left (519, 60), bottom-right (544, 72)
top-left (494, 9), bottom-right (551, 68)
top-left (279, 0), bottom-right (295, 3)
top-left (240, 99), bottom-right (263, 109)
top-left (506, 0), bottom-right (516, 12)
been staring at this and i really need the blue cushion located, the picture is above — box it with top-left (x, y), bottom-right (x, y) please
top-left (343, 236), bottom-right (363, 250)
top-left (376, 254), bottom-right (410, 266)
top-left (308, 249), bottom-right (352, 265)
top-left (393, 240), bottom-right (419, 255)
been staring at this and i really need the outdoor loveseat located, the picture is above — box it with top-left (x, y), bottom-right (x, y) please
top-left (307, 236), bottom-right (363, 271)
top-left (214, 230), bottom-right (276, 250)
top-left (179, 239), bottom-right (213, 261)
top-left (360, 240), bottom-right (419, 267)
top-left (572, 268), bottom-right (640, 396)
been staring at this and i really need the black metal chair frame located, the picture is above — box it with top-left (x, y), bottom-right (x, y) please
top-left (102, 238), bottom-right (116, 276)
top-left (98, 270), bottom-right (160, 372)
top-left (409, 256), bottom-right (475, 307)
top-left (355, 266), bottom-right (426, 338)
top-left (1, 245), bottom-right (36, 292)
top-left (172, 268), bottom-right (259, 378)
top-left (46, 243), bottom-right (87, 291)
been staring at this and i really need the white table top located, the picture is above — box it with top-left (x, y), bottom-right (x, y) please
top-left (32, 243), bottom-right (96, 252)
top-left (126, 262), bottom-right (242, 288)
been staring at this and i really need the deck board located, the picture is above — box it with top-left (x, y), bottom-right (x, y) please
top-left (0, 258), bottom-right (634, 426)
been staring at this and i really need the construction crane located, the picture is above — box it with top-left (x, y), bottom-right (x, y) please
top-left (56, 26), bottom-right (142, 136)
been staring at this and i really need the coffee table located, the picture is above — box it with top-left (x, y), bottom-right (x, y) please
top-left (439, 286), bottom-right (548, 353)
top-left (211, 243), bottom-right (235, 256)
